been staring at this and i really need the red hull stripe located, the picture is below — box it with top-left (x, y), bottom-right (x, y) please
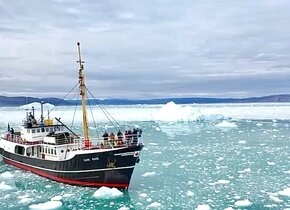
top-left (3, 158), bottom-right (129, 188)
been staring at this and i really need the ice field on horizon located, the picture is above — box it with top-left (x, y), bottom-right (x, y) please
top-left (0, 103), bottom-right (290, 209)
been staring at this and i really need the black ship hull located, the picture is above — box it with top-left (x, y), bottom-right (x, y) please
top-left (0, 145), bottom-right (143, 188)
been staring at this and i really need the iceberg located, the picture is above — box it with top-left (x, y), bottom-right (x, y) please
top-left (93, 186), bottom-right (123, 199)
top-left (20, 102), bottom-right (54, 110)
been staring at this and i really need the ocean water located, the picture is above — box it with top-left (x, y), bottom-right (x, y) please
top-left (0, 103), bottom-right (290, 210)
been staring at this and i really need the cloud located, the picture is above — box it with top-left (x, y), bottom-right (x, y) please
top-left (1, 0), bottom-right (290, 98)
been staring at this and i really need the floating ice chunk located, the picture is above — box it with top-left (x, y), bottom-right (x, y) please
top-left (118, 207), bottom-right (130, 210)
top-left (162, 162), bottom-right (172, 167)
top-left (45, 185), bottom-right (52, 188)
top-left (269, 195), bottom-right (283, 203)
top-left (278, 187), bottom-right (290, 197)
top-left (29, 200), bottom-right (62, 209)
top-left (155, 127), bottom-right (161, 131)
top-left (0, 181), bottom-right (13, 191)
top-left (234, 199), bottom-right (252, 207)
top-left (267, 161), bottom-right (276, 166)
top-left (195, 204), bottom-right (210, 210)
top-left (147, 202), bottom-right (161, 208)
top-left (186, 190), bottom-right (194, 197)
top-left (284, 170), bottom-right (290, 174)
top-left (155, 101), bottom-right (194, 121)
top-left (0, 171), bottom-right (14, 178)
top-left (139, 193), bottom-right (148, 197)
top-left (238, 168), bottom-right (251, 173)
top-left (216, 121), bottom-right (237, 128)
top-left (142, 172), bottom-right (156, 177)
top-left (93, 187), bottom-right (123, 199)
top-left (238, 140), bottom-right (246, 144)
top-left (20, 102), bottom-right (54, 110)
top-left (19, 197), bottom-right (33, 204)
top-left (256, 123), bottom-right (263, 126)
top-left (224, 208), bottom-right (234, 210)
top-left (51, 196), bottom-right (62, 201)
top-left (187, 180), bottom-right (194, 186)
top-left (62, 194), bottom-right (73, 198)
top-left (179, 165), bottom-right (185, 169)
top-left (216, 180), bottom-right (230, 185)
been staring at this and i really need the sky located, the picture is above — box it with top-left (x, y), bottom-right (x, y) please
top-left (1, 0), bottom-right (290, 99)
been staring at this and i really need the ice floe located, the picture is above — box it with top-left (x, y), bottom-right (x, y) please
top-left (93, 187), bottom-right (123, 199)
top-left (20, 102), bottom-right (54, 110)
top-left (147, 202), bottom-right (161, 208)
top-left (278, 187), bottom-right (290, 197)
top-left (195, 204), bottom-right (210, 210)
top-left (0, 181), bottom-right (13, 191)
top-left (29, 200), bottom-right (62, 209)
top-left (234, 199), bottom-right (252, 207)
top-left (269, 195), bottom-right (283, 203)
top-left (216, 121), bottom-right (237, 128)
top-left (0, 171), bottom-right (14, 178)
top-left (142, 172), bottom-right (157, 177)
top-left (186, 190), bottom-right (194, 196)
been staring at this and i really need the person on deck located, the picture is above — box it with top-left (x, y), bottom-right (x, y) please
top-left (102, 131), bottom-right (109, 146)
top-left (117, 130), bottom-right (123, 146)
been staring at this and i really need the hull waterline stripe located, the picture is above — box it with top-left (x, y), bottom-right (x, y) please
top-left (3, 158), bottom-right (129, 188)
top-left (0, 155), bottom-right (135, 173)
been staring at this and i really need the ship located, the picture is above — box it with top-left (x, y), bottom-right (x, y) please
top-left (0, 42), bottom-right (144, 189)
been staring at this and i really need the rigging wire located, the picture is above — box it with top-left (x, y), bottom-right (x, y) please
top-left (86, 87), bottom-right (122, 131)
top-left (86, 91), bottom-right (100, 139)
top-left (43, 82), bottom-right (79, 118)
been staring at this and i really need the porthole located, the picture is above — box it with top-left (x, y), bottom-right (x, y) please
top-left (61, 150), bottom-right (64, 153)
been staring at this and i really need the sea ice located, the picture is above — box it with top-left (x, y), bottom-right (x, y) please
top-left (118, 207), bottom-right (130, 210)
top-left (186, 190), bottom-right (194, 196)
top-left (20, 102), bottom-right (54, 110)
top-left (234, 199), bottom-right (252, 207)
top-left (224, 208), bottom-right (234, 210)
top-left (278, 187), bottom-right (290, 197)
top-left (139, 193), bottom-right (148, 197)
top-left (0, 171), bottom-right (14, 178)
top-left (269, 195), bottom-right (283, 203)
top-left (29, 200), bottom-right (62, 209)
top-left (142, 172), bottom-right (156, 177)
top-left (51, 196), bottom-right (62, 201)
top-left (195, 204), bottom-right (210, 210)
top-left (147, 202), bottom-right (161, 208)
top-left (216, 180), bottom-right (230, 185)
top-left (93, 187), bottom-right (123, 199)
top-left (0, 181), bottom-right (13, 191)
top-left (267, 161), bottom-right (276, 166)
top-left (216, 121), bottom-right (237, 128)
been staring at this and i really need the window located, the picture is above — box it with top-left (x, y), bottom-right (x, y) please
top-left (61, 150), bottom-right (64, 153)
top-left (41, 128), bottom-right (45, 132)
top-left (45, 148), bottom-right (47, 153)
top-left (48, 149), bottom-right (51, 154)
top-left (54, 149), bottom-right (56, 155)
top-left (27, 130), bottom-right (30, 133)
top-left (50, 128), bottom-right (53, 132)
top-left (42, 147), bottom-right (44, 153)
top-left (32, 129), bottom-right (35, 133)
top-left (37, 129), bottom-right (40, 133)
top-left (67, 149), bottom-right (70, 152)
top-left (46, 128), bottom-right (49, 132)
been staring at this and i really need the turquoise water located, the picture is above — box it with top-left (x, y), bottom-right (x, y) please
top-left (0, 118), bottom-right (290, 209)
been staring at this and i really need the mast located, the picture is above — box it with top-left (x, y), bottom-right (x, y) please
top-left (77, 42), bottom-right (91, 147)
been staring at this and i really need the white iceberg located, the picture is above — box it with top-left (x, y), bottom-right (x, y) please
top-left (20, 102), bottom-right (54, 110)
top-left (195, 204), bottom-right (210, 210)
top-left (29, 200), bottom-right (62, 209)
top-left (234, 199), bottom-right (252, 207)
top-left (216, 121), bottom-right (237, 128)
top-left (93, 186), bottom-right (123, 199)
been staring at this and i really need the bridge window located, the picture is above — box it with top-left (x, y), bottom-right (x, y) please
top-left (32, 129), bottom-right (35, 133)
top-left (37, 129), bottom-right (40, 133)
top-left (50, 128), bottom-right (53, 132)
top-left (27, 130), bottom-right (30, 133)
top-left (46, 128), bottom-right (49, 132)
top-left (45, 148), bottom-right (47, 153)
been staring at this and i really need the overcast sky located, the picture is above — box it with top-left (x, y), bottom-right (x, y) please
top-left (1, 0), bottom-right (290, 99)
